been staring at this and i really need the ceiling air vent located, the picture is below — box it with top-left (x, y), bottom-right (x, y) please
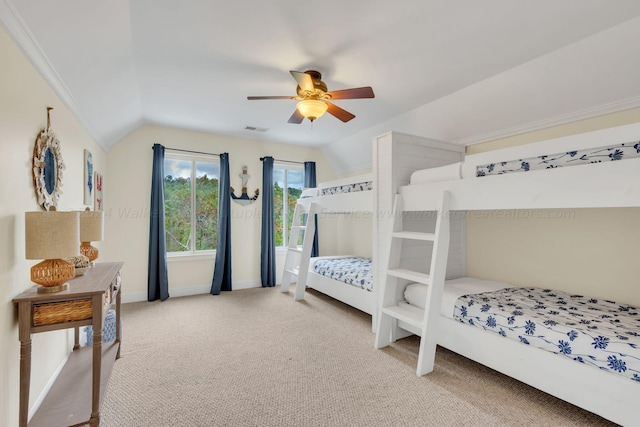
top-left (244, 126), bottom-right (268, 132)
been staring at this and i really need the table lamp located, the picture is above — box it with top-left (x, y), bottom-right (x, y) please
top-left (79, 208), bottom-right (104, 263)
top-left (25, 210), bottom-right (79, 293)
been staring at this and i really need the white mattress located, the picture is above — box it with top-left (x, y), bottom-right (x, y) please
top-left (403, 277), bottom-right (511, 319)
top-left (300, 188), bottom-right (318, 198)
top-left (408, 161), bottom-right (479, 185)
top-left (409, 162), bottom-right (462, 185)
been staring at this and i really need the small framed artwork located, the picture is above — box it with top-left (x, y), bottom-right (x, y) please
top-left (84, 149), bottom-right (93, 205)
top-left (94, 172), bottom-right (103, 211)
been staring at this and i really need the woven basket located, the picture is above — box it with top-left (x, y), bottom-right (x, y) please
top-left (33, 299), bottom-right (93, 326)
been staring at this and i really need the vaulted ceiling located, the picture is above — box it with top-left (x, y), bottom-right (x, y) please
top-left (2, 1), bottom-right (640, 154)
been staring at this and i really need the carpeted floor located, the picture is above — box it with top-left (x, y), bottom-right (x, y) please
top-left (99, 286), bottom-right (616, 426)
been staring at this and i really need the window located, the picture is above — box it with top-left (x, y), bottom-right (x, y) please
top-left (273, 164), bottom-right (304, 247)
top-left (164, 154), bottom-right (220, 254)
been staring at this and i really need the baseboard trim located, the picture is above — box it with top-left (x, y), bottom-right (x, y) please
top-left (121, 279), bottom-right (263, 303)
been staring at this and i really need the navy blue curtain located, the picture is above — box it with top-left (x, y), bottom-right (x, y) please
top-left (304, 161), bottom-right (319, 257)
top-left (211, 153), bottom-right (232, 295)
top-left (260, 156), bottom-right (276, 287)
top-left (148, 144), bottom-right (169, 301)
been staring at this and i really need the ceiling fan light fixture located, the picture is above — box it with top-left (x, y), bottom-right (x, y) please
top-left (296, 99), bottom-right (328, 122)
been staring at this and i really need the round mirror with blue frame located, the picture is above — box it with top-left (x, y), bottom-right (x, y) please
top-left (33, 113), bottom-right (65, 210)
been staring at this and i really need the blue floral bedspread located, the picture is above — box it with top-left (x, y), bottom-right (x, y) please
top-left (312, 257), bottom-right (373, 292)
top-left (476, 140), bottom-right (640, 177)
top-left (320, 181), bottom-right (373, 196)
top-left (453, 287), bottom-right (640, 382)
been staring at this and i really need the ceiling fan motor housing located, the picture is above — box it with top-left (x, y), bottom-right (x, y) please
top-left (296, 70), bottom-right (328, 99)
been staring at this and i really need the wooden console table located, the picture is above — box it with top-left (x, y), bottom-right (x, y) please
top-left (13, 262), bottom-right (124, 427)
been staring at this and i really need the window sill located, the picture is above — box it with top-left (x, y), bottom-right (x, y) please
top-left (167, 251), bottom-right (216, 262)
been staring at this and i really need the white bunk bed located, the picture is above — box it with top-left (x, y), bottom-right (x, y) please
top-left (379, 123), bottom-right (640, 426)
top-left (307, 255), bottom-right (375, 317)
top-left (295, 173), bottom-right (377, 324)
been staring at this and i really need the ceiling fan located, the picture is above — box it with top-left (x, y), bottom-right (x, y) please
top-left (247, 70), bottom-right (374, 124)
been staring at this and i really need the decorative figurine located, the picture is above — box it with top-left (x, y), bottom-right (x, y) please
top-left (231, 165), bottom-right (259, 206)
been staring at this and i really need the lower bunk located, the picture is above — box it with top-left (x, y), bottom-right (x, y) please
top-left (395, 277), bottom-right (640, 426)
top-left (306, 256), bottom-right (377, 330)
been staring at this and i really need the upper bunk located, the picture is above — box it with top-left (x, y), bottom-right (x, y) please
top-left (400, 122), bottom-right (640, 211)
top-left (296, 172), bottom-right (373, 213)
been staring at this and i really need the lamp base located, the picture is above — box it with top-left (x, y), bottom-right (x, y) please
top-left (30, 259), bottom-right (75, 292)
top-left (37, 283), bottom-right (69, 293)
top-left (80, 242), bottom-right (98, 262)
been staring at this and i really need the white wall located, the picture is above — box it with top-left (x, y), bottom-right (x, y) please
top-left (103, 125), bottom-right (337, 301)
top-left (0, 26), bottom-right (107, 427)
top-left (467, 207), bottom-right (640, 306)
top-left (466, 113), bottom-right (640, 307)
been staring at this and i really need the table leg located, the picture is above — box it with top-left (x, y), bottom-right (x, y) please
top-left (73, 326), bottom-right (80, 350)
top-left (115, 285), bottom-right (122, 359)
top-left (18, 338), bottom-right (31, 427)
top-left (90, 295), bottom-right (103, 426)
top-left (18, 302), bottom-right (32, 427)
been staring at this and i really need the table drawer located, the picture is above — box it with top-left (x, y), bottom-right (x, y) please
top-left (33, 299), bottom-right (93, 326)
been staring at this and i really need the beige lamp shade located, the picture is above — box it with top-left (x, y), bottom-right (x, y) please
top-left (25, 211), bottom-right (79, 292)
top-left (79, 210), bottom-right (104, 242)
top-left (25, 211), bottom-right (79, 260)
top-left (79, 209), bottom-right (103, 262)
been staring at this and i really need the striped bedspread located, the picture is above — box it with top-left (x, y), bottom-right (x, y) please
top-left (454, 287), bottom-right (640, 382)
top-left (312, 257), bottom-right (373, 292)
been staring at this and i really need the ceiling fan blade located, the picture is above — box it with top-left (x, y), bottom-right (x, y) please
top-left (290, 70), bottom-right (314, 93)
top-left (288, 109), bottom-right (304, 124)
top-left (247, 95), bottom-right (296, 100)
top-left (326, 101), bottom-right (356, 123)
top-left (327, 86), bottom-right (375, 100)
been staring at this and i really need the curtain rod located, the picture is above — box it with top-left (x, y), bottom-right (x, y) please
top-left (260, 157), bottom-right (305, 165)
top-left (154, 146), bottom-right (220, 157)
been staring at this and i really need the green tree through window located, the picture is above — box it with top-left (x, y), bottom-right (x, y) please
top-left (273, 165), bottom-right (303, 247)
top-left (164, 155), bottom-right (219, 253)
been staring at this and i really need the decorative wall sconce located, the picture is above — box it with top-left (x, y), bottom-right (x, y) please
top-left (79, 208), bottom-right (104, 263)
top-left (25, 210), bottom-right (79, 293)
top-left (231, 165), bottom-right (259, 206)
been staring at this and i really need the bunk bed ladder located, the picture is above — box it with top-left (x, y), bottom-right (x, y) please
top-left (374, 191), bottom-right (451, 376)
top-left (280, 201), bottom-right (318, 301)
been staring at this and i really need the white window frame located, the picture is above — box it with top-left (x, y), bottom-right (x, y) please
top-left (274, 162), bottom-right (304, 251)
top-left (164, 152), bottom-right (219, 260)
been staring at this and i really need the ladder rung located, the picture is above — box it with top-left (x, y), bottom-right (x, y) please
top-left (287, 246), bottom-right (303, 253)
top-left (284, 268), bottom-right (299, 276)
top-left (392, 231), bottom-right (435, 241)
top-left (387, 269), bottom-right (430, 284)
top-left (291, 225), bottom-right (307, 230)
top-left (381, 304), bottom-right (423, 329)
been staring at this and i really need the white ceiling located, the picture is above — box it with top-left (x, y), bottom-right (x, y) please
top-left (3, 0), bottom-right (640, 154)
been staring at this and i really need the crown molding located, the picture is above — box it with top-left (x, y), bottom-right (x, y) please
top-left (0, 0), bottom-right (97, 140)
top-left (456, 95), bottom-right (640, 147)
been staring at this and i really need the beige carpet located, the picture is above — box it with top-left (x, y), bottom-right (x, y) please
top-left (100, 286), bottom-right (616, 427)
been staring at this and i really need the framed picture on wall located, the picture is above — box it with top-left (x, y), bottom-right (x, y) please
top-left (94, 171), bottom-right (103, 211)
top-left (84, 149), bottom-right (93, 205)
